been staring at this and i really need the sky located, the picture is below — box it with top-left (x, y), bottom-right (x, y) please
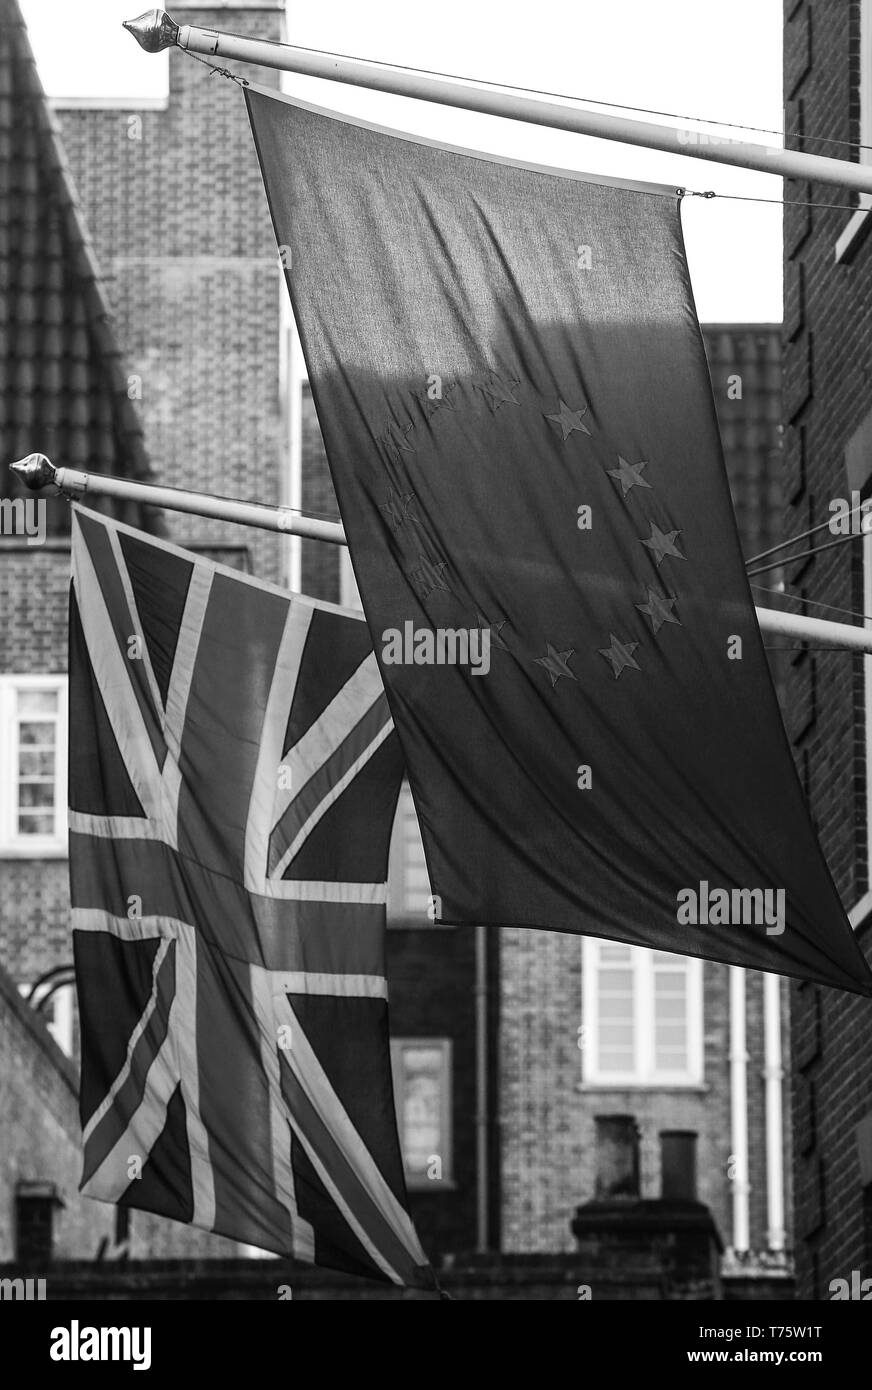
top-left (20, 0), bottom-right (784, 322)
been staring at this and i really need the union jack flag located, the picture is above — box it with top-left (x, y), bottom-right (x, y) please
top-left (68, 505), bottom-right (435, 1289)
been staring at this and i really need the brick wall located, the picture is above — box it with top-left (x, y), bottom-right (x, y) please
top-left (0, 546), bottom-right (71, 975)
top-left (300, 384), bottom-right (341, 602)
top-left (0, 947), bottom-right (240, 1263)
top-left (499, 932), bottom-right (788, 1255)
top-left (57, 2), bottom-right (287, 587)
top-left (0, 957), bottom-right (113, 1260)
top-left (783, 0), bottom-right (872, 1299)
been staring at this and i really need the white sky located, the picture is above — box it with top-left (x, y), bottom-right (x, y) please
top-left (21, 0), bottom-right (784, 322)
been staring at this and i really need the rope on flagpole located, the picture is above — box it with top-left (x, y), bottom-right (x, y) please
top-left (745, 500), bottom-right (871, 568)
top-left (745, 530), bottom-right (869, 578)
top-left (182, 47), bottom-right (249, 87)
top-left (172, 49), bottom-right (867, 217)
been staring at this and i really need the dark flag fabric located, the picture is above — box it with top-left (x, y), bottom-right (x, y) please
top-left (68, 505), bottom-right (435, 1289)
top-left (246, 84), bottom-right (872, 996)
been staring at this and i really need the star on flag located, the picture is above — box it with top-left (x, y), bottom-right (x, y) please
top-left (474, 373), bottom-right (521, 410)
top-left (475, 611), bottom-right (510, 651)
top-left (380, 488), bottom-right (419, 532)
top-left (607, 456), bottom-right (651, 496)
top-left (636, 586), bottom-right (681, 634)
top-left (544, 398), bottom-right (591, 440)
top-left (598, 633), bottom-right (641, 679)
top-left (379, 420), bottom-right (416, 465)
top-left (534, 642), bottom-right (577, 687)
top-left (408, 553), bottom-right (451, 599)
top-left (640, 521), bottom-right (685, 566)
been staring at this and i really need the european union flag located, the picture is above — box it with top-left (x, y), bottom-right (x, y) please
top-left (247, 84), bottom-right (872, 995)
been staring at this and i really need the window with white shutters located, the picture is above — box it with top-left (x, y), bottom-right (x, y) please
top-left (582, 939), bottom-right (703, 1086)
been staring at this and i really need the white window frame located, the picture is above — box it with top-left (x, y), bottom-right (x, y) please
top-left (390, 1037), bottom-right (453, 1189)
top-left (0, 675), bottom-right (68, 857)
top-left (836, 0), bottom-right (872, 261)
top-left (581, 938), bottom-right (704, 1088)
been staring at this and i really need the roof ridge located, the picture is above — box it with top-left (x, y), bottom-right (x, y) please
top-left (6, 0), bottom-right (156, 490)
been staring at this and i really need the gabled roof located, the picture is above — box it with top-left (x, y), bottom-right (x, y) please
top-left (0, 0), bottom-right (159, 534)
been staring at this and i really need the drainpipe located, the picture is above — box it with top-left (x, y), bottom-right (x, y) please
top-left (763, 972), bottom-right (785, 1252)
top-left (729, 966), bottom-right (750, 1253)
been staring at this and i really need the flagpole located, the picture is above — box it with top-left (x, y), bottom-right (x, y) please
top-left (122, 9), bottom-right (872, 197)
top-left (10, 453), bottom-right (872, 655)
top-left (9, 453), bottom-right (344, 547)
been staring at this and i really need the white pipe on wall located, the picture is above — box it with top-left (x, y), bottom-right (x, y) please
top-left (729, 966), bottom-right (750, 1255)
top-left (763, 972), bottom-right (786, 1253)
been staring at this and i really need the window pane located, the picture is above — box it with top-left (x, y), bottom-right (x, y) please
top-left (18, 750), bottom-right (55, 776)
top-left (655, 1051), bottom-right (688, 1071)
top-left (398, 1046), bottom-right (444, 1174)
top-left (598, 1048), bottom-right (634, 1072)
top-left (655, 964), bottom-right (688, 1073)
top-left (18, 691), bottom-right (58, 715)
top-left (656, 996), bottom-right (685, 1020)
top-left (599, 969), bottom-right (633, 993)
top-left (655, 971), bottom-right (685, 993)
top-left (17, 813), bottom-right (54, 835)
top-left (18, 783), bottom-right (55, 808)
top-left (18, 721), bottom-right (56, 747)
top-left (596, 952), bottom-right (635, 1073)
top-left (600, 995), bottom-right (633, 1019)
top-left (600, 944), bottom-right (632, 962)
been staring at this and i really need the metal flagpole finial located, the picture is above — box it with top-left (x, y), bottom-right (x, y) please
top-left (122, 9), bottom-right (180, 53)
top-left (9, 453), bottom-right (57, 491)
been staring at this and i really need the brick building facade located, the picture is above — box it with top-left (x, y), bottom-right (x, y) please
top-left (1, 0), bottom-right (794, 1290)
top-left (782, 0), bottom-right (872, 1301)
top-left (1, 0), bottom-right (499, 1266)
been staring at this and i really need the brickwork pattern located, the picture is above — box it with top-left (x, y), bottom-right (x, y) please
top-left (782, 0), bottom-right (872, 1299)
top-left (58, 6), bottom-right (286, 586)
top-left (499, 931), bottom-right (789, 1255)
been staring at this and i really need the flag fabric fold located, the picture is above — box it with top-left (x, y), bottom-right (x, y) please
top-left (245, 83), bottom-right (872, 995)
top-left (68, 504), bottom-right (435, 1289)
